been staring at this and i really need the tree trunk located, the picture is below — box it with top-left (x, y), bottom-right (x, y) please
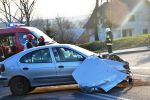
top-left (94, 0), bottom-right (99, 41)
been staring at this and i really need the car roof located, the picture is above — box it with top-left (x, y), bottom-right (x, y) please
top-left (28, 43), bottom-right (73, 50)
top-left (0, 26), bottom-right (31, 34)
top-left (3, 43), bottom-right (96, 63)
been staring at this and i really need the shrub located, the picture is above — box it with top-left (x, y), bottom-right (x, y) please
top-left (79, 41), bottom-right (105, 51)
top-left (78, 34), bottom-right (149, 52)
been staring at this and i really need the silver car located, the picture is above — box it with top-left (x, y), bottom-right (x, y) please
top-left (0, 44), bottom-right (130, 95)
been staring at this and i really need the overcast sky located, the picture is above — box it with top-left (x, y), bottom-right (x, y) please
top-left (34, 0), bottom-right (96, 19)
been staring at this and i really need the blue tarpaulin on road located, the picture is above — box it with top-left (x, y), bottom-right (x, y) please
top-left (72, 56), bottom-right (128, 92)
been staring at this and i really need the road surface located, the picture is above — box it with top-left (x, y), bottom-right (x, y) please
top-left (0, 51), bottom-right (150, 100)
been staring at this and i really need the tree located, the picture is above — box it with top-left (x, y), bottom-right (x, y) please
top-left (0, 0), bottom-right (36, 25)
top-left (30, 18), bottom-right (56, 38)
top-left (94, 0), bottom-right (99, 41)
top-left (0, 0), bottom-right (20, 24)
top-left (55, 17), bottom-right (76, 43)
top-left (30, 17), bottom-right (78, 43)
top-left (19, 0), bottom-right (37, 26)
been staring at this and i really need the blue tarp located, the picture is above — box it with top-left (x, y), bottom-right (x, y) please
top-left (72, 56), bottom-right (128, 92)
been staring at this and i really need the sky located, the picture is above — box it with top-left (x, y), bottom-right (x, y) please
top-left (35, 0), bottom-right (96, 19)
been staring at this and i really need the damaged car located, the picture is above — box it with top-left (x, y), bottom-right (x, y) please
top-left (0, 44), bottom-right (132, 95)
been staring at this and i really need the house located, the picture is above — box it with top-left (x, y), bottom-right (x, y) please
top-left (83, 0), bottom-right (150, 42)
top-left (66, 28), bottom-right (85, 43)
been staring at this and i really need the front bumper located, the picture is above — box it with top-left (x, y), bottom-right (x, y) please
top-left (0, 76), bottom-right (8, 87)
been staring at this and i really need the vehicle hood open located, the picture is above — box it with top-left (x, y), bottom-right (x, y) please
top-left (72, 56), bottom-right (128, 92)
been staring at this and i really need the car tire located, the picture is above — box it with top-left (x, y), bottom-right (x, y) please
top-left (10, 77), bottom-right (30, 95)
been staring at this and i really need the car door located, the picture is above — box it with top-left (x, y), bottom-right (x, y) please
top-left (52, 47), bottom-right (85, 83)
top-left (18, 48), bottom-right (57, 85)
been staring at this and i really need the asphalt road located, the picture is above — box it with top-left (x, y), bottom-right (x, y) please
top-left (1, 51), bottom-right (150, 100)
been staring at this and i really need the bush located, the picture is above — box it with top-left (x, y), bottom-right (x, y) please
top-left (78, 34), bottom-right (149, 52)
top-left (79, 41), bottom-right (106, 51)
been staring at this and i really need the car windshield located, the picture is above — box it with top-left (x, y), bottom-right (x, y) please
top-left (70, 45), bottom-right (98, 57)
top-left (27, 27), bottom-right (56, 43)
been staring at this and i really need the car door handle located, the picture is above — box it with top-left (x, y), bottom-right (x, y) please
top-left (58, 66), bottom-right (64, 68)
top-left (23, 67), bottom-right (29, 70)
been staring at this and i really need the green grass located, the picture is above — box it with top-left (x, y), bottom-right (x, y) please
top-left (78, 34), bottom-right (149, 53)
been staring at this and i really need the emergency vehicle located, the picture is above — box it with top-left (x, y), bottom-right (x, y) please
top-left (0, 23), bottom-right (55, 61)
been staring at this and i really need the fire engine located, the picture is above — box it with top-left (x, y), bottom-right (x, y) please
top-left (0, 23), bottom-right (55, 61)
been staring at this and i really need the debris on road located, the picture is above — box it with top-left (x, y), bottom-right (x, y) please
top-left (72, 56), bottom-right (129, 93)
top-left (132, 79), bottom-right (150, 86)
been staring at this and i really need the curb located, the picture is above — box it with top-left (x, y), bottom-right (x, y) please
top-left (101, 47), bottom-right (150, 55)
top-left (113, 49), bottom-right (150, 55)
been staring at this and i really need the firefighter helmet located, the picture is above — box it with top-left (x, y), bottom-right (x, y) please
top-left (38, 36), bottom-right (45, 42)
top-left (26, 34), bottom-right (34, 40)
top-left (105, 28), bottom-right (111, 33)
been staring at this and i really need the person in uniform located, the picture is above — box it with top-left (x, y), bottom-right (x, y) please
top-left (24, 34), bottom-right (35, 49)
top-left (38, 36), bottom-right (45, 46)
top-left (105, 28), bottom-right (113, 54)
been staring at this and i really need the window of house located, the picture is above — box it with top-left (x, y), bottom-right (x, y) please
top-left (129, 29), bottom-right (132, 36)
top-left (52, 47), bottom-right (85, 62)
top-left (129, 15), bottom-right (135, 21)
top-left (122, 30), bottom-right (127, 37)
top-left (20, 48), bottom-right (52, 63)
top-left (122, 29), bottom-right (132, 37)
top-left (143, 29), bottom-right (148, 34)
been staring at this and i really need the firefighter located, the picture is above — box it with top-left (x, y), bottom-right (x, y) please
top-left (38, 36), bottom-right (45, 46)
top-left (105, 28), bottom-right (113, 54)
top-left (24, 34), bottom-right (35, 49)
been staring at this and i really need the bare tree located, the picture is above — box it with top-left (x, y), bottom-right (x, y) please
top-left (55, 17), bottom-right (76, 43)
top-left (0, 0), bottom-right (36, 25)
top-left (31, 17), bottom-right (77, 43)
top-left (0, 0), bottom-right (20, 24)
top-left (94, 0), bottom-right (99, 41)
top-left (19, 0), bottom-right (36, 26)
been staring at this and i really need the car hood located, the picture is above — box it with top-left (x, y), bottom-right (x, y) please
top-left (102, 59), bottom-right (126, 71)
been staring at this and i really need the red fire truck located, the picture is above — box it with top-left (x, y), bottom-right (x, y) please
top-left (0, 23), bottom-right (55, 61)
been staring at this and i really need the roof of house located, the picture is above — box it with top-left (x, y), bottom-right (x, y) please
top-left (84, 0), bottom-right (150, 29)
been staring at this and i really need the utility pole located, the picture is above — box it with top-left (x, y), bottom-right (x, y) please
top-left (94, 0), bottom-right (99, 41)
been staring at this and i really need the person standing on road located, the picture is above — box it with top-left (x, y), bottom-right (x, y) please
top-left (24, 34), bottom-right (35, 49)
top-left (105, 28), bottom-right (113, 54)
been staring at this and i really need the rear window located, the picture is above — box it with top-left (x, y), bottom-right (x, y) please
top-left (0, 33), bottom-right (15, 46)
top-left (20, 48), bottom-right (52, 63)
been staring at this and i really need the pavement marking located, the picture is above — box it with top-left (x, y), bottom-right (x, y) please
top-left (94, 93), bottom-right (131, 100)
top-left (133, 74), bottom-right (150, 78)
top-left (131, 67), bottom-right (150, 69)
top-left (80, 93), bottom-right (113, 100)
top-left (80, 92), bottom-right (131, 100)
top-left (85, 94), bottom-right (112, 100)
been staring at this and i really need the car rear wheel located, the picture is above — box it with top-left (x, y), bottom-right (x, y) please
top-left (10, 77), bottom-right (30, 95)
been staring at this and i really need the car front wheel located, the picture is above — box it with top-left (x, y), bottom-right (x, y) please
top-left (10, 77), bottom-right (30, 95)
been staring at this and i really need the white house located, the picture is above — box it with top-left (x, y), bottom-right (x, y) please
top-left (83, 0), bottom-right (150, 42)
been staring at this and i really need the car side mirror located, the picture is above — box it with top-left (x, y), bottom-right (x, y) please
top-left (78, 57), bottom-right (85, 61)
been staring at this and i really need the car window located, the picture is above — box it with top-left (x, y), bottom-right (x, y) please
top-left (18, 32), bottom-right (37, 46)
top-left (52, 47), bottom-right (85, 62)
top-left (0, 34), bottom-right (15, 46)
top-left (20, 48), bottom-right (52, 63)
top-left (18, 32), bottom-right (27, 45)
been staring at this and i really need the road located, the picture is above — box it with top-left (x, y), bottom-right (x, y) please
top-left (0, 51), bottom-right (150, 100)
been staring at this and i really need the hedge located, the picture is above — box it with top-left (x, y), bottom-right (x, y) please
top-left (78, 34), bottom-right (149, 52)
